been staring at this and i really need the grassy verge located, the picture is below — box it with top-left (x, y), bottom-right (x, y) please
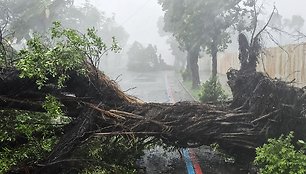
top-left (182, 80), bottom-right (201, 101)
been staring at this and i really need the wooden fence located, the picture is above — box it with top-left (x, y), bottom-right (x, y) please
top-left (218, 43), bottom-right (306, 87)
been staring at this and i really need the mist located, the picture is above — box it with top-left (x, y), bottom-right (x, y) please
top-left (74, 0), bottom-right (306, 65)
top-left (2, 1), bottom-right (306, 173)
top-left (75, 0), bottom-right (173, 64)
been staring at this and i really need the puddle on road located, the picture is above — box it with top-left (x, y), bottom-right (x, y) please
top-left (140, 146), bottom-right (251, 174)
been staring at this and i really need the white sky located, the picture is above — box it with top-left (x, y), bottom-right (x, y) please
top-left (75, 0), bottom-right (306, 63)
top-left (75, 0), bottom-right (172, 62)
top-left (91, 0), bottom-right (163, 45)
top-left (273, 0), bottom-right (306, 19)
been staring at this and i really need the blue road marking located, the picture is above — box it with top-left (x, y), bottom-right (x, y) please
top-left (182, 148), bottom-right (195, 174)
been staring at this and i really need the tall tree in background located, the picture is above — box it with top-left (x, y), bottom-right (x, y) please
top-left (0, 0), bottom-right (129, 48)
top-left (65, 2), bottom-right (129, 47)
top-left (158, 0), bottom-right (253, 87)
top-left (284, 15), bottom-right (305, 32)
top-left (157, 16), bottom-right (186, 71)
top-left (159, 0), bottom-right (202, 88)
top-left (1, 0), bottom-right (74, 42)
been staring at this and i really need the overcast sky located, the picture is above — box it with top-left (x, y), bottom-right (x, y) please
top-left (273, 0), bottom-right (306, 18)
top-left (90, 0), bottom-right (164, 46)
top-left (75, 0), bottom-right (306, 62)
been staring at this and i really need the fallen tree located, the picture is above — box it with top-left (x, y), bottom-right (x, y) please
top-left (1, 24), bottom-right (306, 173)
top-left (2, 61), bottom-right (306, 173)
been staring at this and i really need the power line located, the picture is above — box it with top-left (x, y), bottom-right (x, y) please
top-left (120, 0), bottom-right (151, 25)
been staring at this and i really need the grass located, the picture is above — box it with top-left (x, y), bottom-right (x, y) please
top-left (182, 79), bottom-right (232, 102)
top-left (182, 80), bottom-right (201, 101)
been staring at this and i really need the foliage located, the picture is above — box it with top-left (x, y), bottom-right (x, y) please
top-left (283, 15), bottom-right (305, 31)
top-left (0, 16), bottom-right (17, 67)
top-left (127, 41), bottom-right (169, 72)
top-left (0, 20), bottom-right (138, 173)
top-left (199, 76), bottom-right (227, 103)
top-left (158, 0), bottom-right (254, 85)
top-left (0, 93), bottom-right (70, 173)
top-left (182, 79), bottom-right (201, 101)
top-left (157, 17), bottom-right (186, 71)
top-left (0, 0), bottom-right (74, 42)
top-left (255, 132), bottom-right (306, 174)
top-left (181, 69), bottom-right (192, 82)
top-left (65, 2), bottom-right (130, 48)
top-left (16, 22), bottom-right (120, 88)
top-left (74, 136), bottom-right (148, 174)
top-left (0, 0), bottom-right (129, 49)
top-left (43, 94), bottom-right (71, 124)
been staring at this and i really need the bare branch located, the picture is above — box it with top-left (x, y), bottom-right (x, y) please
top-left (250, 0), bottom-right (258, 44)
top-left (94, 131), bottom-right (160, 136)
top-left (253, 5), bottom-right (276, 41)
top-left (265, 30), bottom-right (290, 57)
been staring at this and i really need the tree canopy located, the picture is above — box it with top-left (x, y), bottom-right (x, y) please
top-left (158, 0), bottom-right (254, 87)
top-left (127, 41), bottom-right (170, 72)
top-left (157, 16), bottom-right (186, 71)
top-left (0, 0), bottom-right (129, 48)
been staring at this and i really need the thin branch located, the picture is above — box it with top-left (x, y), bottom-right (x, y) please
top-left (258, 52), bottom-right (271, 78)
top-left (94, 131), bottom-right (160, 136)
top-left (112, 74), bottom-right (122, 83)
top-left (250, 0), bottom-right (258, 44)
top-left (265, 30), bottom-right (290, 57)
top-left (269, 26), bottom-right (301, 38)
top-left (37, 159), bottom-right (96, 167)
top-left (123, 87), bottom-right (137, 93)
top-left (253, 5), bottom-right (276, 41)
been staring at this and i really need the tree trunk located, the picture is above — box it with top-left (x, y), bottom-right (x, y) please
top-left (211, 41), bottom-right (218, 78)
top-left (183, 51), bottom-right (192, 81)
top-left (188, 45), bottom-right (200, 89)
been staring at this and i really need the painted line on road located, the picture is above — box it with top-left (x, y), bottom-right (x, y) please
top-left (189, 148), bottom-right (204, 174)
top-left (164, 73), bottom-right (176, 103)
top-left (182, 149), bottom-right (196, 174)
top-left (164, 73), bottom-right (203, 174)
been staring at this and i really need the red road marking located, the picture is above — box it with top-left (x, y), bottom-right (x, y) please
top-left (165, 74), bottom-right (204, 174)
top-left (189, 149), bottom-right (204, 174)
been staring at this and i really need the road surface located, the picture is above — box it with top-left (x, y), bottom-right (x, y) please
top-left (106, 70), bottom-right (248, 174)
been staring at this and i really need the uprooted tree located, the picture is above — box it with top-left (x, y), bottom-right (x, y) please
top-left (1, 22), bottom-right (306, 173)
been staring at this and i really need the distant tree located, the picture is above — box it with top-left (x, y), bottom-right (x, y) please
top-left (145, 44), bottom-right (159, 68)
top-left (0, 0), bottom-right (129, 48)
top-left (1, 0), bottom-right (74, 42)
top-left (284, 15), bottom-right (305, 31)
top-left (127, 41), bottom-right (144, 71)
top-left (100, 16), bottom-right (129, 48)
top-left (159, 0), bottom-right (203, 88)
top-left (157, 16), bottom-right (186, 71)
top-left (267, 13), bottom-right (305, 45)
top-left (158, 0), bottom-right (254, 88)
top-left (127, 42), bottom-right (166, 72)
top-left (65, 2), bottom-right (129, 48)
top-left (168, 37), bottom-right (186, 71)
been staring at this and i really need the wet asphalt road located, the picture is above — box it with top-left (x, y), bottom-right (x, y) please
top-left (105, 70), bottom-right (248, 174)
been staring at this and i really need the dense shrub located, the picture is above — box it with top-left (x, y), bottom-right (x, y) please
top-left (255, 132), bottom-right (306, 174)
top-left (199, 76), bottom-right (227, 103)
